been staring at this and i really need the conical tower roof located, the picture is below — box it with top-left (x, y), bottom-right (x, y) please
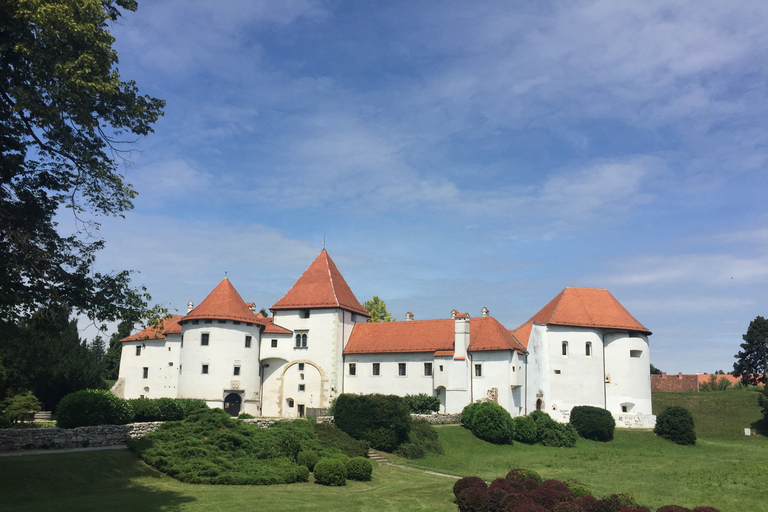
top-left (271, 250), bottom-right (369, 317)
top-left (184, 278), bottom-right (266, 324)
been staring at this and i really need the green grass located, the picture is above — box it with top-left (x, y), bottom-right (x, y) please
top-left (0, 450), bottom-right (456, 512)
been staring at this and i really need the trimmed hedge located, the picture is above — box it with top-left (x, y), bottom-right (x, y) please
top-left (313, 458), bottom-right (347, 486)
top-left (333, 393), bottom-right (411, 452)
top-left (569, 405), bottom-right (615, 442)
top-left (461, 401), bottom-right (514, 444)
top-left (297, 450), bottom-right (319, 471)
top-left (57, 390), bottom-right (132, 428)
top-left (654, 406), bottom-right (696, 445)
top-left (345, 456), bottom-right (372, 481)
top-left (128, 397), bottom-right (185, 422)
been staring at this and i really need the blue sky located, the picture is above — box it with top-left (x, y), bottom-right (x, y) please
top-left (87, 1), bottom-right (768, 373)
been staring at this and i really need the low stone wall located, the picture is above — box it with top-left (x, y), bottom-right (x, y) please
top-left (411, 413), bottom-right (461, 424)
top-left (0, 422), bottom-right (163, 452)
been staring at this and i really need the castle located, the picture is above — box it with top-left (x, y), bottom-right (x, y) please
top-left (114, 250), bottom-right (655, 427)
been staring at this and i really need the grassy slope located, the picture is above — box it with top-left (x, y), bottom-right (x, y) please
top-left (0, 450), bottom-right (456, 512)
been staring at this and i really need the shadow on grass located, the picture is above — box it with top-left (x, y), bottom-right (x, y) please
top-left (0, 449), bottom-right (196, 512)
top-left (750, 416), bottom-right (768, 436)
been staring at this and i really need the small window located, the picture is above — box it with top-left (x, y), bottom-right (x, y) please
top-left (204, 320), bottom-right (212, 324)
top-left (398, 363), bottom-right (406, 376)
top-left (299, 384), bottom-right (305, 391)
top-left (245, 336), bottom-right (252, 348)
top-left (424, 362), bottom-right (433, 376)
top-left (168, 347), bottom-right (171, 352)
top-left (299, 309), bottom-right (310, 319)
top-left (233, 321), bottom-right (241, 325)
top-left (586, 342), bottom-right (592, 357)
top-left (295, 333), bottom-right (307, 348)
top-left (271, 339), bottom-right (277, 348)
top-left (562, 341), bottom-right (568, 357)
top-left (168, 361), bottom-right (173, 366)
top-left (233, 366), bottom-right (241, 376)
top-left (474, 364), bottom-right (482, 377)
top-left (439, 365), bottom-right (444, 372)
top-left (630, 350), bottom-right (642, 358)
top-left (201, 333), bottom-right (209, 346)
top-left (372, 363), bottom-right (380, 376)
top-left (621, 405), bottom-right (628, 413)
top-left (287, 398), bottom-right (294, 408)
top-left (349, 363), bottom-right (356, 376)
top-left (142, 367), bottom-right (148, 379)
top-left (218, 320), bottom-right (226, 324)
top-left (192, 320), bottom-right (199, 325)
top-left (135, 346), bottom-right (141, 356)
top-left (202, 364), bottom-right (209, 374)
top-left (554, 369), bottom-right (561, 375)
top-left (298, 363), bottom-right (305, 371)
top-left (300, 373), bottom-right (304, 380)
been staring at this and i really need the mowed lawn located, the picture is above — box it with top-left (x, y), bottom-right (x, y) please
top-left (1, 390), bottom-right (766, 512)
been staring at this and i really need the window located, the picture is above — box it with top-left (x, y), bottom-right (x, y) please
top-left (233, 321), bottom-right (241, 325)
top-left (298, 363), bottom-right (305, 370)
top-left (233, 366), bottom-right (241, 376)
top-left (192, 320), bottom-right (199, 325)
top-left (204, 320), bottom-right (212, 324)
top-left (299, 384), bottom-right (305, 391)
top-left (554, 369), bottom-right (561, 375)
top-left (181, 334), bottom-right (183, 347)
top-left (287, 398), bottom-right (294, 408)
top-left (349, 363), bottom-right (356, 376)
top-left (300, 373), bottom-right (304, 380)
top-left (201, 333), bottom-right (209, 346)
top-left (135, 346), bottom-right (141, 356)
top-left (218, 320), bottom-right (226, 324)
top-left (621, 405), bottom-right (628, 413)
top-left (295, 332), bottom-right (307, 348)
top-left (271, 339), bottom-right (277, 348)
top-left (168, 347), bottom-right (171, 352)
top-left (202, 364), bottom-right (209, 374)
top-left (630, 350), bottom-right (642, 358)
top-left (142, 367), bottom-right (148, 379)
top-left (398, 363), bottom-right (406, 376)
top-left (439, 365), bottom-right (444, 372)
top-left (585, 342), bottom-right (592, 357)
top-left (299, 309), bottom-right (310, 319)
top-left (474, 364), bottom-right (483, 377)
top-left (562, 341), bottom-right (568, 357)
top-left (372, 363), bottom-right (380, 376)
top-left (245, 336), bottom-right (252, 348)
top-left (424, 362), bottom-right (433, 376)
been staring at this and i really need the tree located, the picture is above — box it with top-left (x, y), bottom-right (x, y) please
top-left (364, 296), bottom-right (393, 322)
top-left (1, 391), bottom-right (41, 423)
top-left (0, 0), bottom-right (164, 327)
top-left (90, 335), bottom-right (106, 363)
top-left (733, 316), bottom-right (768, 385)
top-left (100, 316), bottom-right (136, 381)
top-left (650, 364), bottom-right (662, 375)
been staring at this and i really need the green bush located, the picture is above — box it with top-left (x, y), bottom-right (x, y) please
top-left (394, 419), bottom-right (442, 459)
top-left (345, 456), bottom-right (372, 481)
top-left (176, 399), bottom-right (208, 417)
top-left (464, 401), bottom-right (513, 444)
top-left (313, 458), bottom-right (347, 486)
top-left (529, 410), bottom-right (577, 447)
top-left (511, 415), bottom-right (537, 444)
top-left (564, 479), bottom-right (592, 497)
top-left (1, 392), bottom-right (41, 423)
top-left (600, 493), bottom-right (640, 511)
top-left (237, 413), bottom-right (255, 419)
top-left (461, 402), bottom-right (480, 428)
top-left (403, 393), bottom-right (441, 414)
top-left (313, 423), bottom-right (369, 457)
top-left (654, 406), bottom-right (696, 445)
top-left (57, 390), bottom-right (132, 428)
top-left (569, 405), bottom-right (615, 442)
top-left (333, 394), bottom-right (411, 452)
top-left (297, 450), bottom-right (319, 471)
top-left (506, 468), bottom-right (542, 483)
top-left (128, 397), bottom-right (185, 422)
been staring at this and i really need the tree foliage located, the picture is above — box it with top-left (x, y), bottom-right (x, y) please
top-left (733, 316), bottom-right (768, 385)
top-left (364, 296), bottom-right (393, 322)
top-left (0, 0), bottom-right (164, 326)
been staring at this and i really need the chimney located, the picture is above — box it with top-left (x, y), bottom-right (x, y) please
top-left (453, 312), bottom-right (470, 360)
top-left (248, 303), bottom-right (257, 313)
top-left (481, 307), bottom-right (489, 318)
top-left (451, 309), bottom-right (458, 319)
top-left (405, 312), bottom-right (414, 321)
top-left (187, 301), bottom-right (194, 314)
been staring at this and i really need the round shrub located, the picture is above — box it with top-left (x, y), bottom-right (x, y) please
top-left (539, 421), bottom-right (578, 448)
top-left (457, 486), bottom-right (490, 512)
top-left (296, 450), bottom-right (319, 471)
top-left (403, 393), bottom-right (441, 414)
top-left (654, 406), bottom-right (696, 445)
top-left (564, 479), bottom-right (592, 497)
top-left (462, 402), bottom-right (481, 429)
top-left (313, 458), bottom-right (347, 486)
top-left (540, 479), bottom-right (571, 494)
top-left (506, 468), bottom-right (542, 483)
top-left (329, 452), bottom-right (350, 464)
top-left (600, 493), bottom-right (640, 511)
top-left (57, 389), bottom-right (132, 428)
top-left (570, 405), bottom-right (615, 442)
top-left (488, 486), bottom-right (510, 512)
top-left (454, 476), bottom-right (487, 498)
top-left (467, 401), bottom-right (514, 444)
top-left (345, 456), bottom-right (372, 481)
top-left (511, 415), bottom-right (537, 444)
top-left (500, 493), bottom-right (537, 512)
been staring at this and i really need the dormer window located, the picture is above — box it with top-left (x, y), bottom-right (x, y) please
top-left (299, 309), bottom-right (310, 319)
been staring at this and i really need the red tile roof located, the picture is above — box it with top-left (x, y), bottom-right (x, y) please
top-left (510, 321), bottom-right (533, 350)
top-left (696, 373), bottom-right (740, 385)
top-left (121, 315), bottom-right (184, 342)
top-left (184, 278), bottom-right (269, 325)
top-left (344, 317), bottom-right (526, 355)
top-left (271, 250), bottom-right (369, 316)
top-left (517, 287), bottom-right (650, 335)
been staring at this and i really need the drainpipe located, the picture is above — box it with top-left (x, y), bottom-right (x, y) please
top-left (524, 352), bottom-right (529, 415)
top-left (602, 331), bottom-right (608, 410)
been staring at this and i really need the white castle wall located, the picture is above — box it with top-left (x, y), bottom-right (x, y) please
top-left (118, 335), bottom-right (181, 399)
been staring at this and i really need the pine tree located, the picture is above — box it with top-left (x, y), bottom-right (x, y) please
top-left (733, 316), bottom-right (768, 385)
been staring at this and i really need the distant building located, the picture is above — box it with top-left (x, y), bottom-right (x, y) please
top-left (651, 373), bottom-right (741, 392)
top-left (114, 250), bottom-right (655, 427)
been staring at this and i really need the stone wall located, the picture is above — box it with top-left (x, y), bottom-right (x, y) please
top-left (411, 413), bottom-right (461, 424)
top-left (0, 422), bottom-right (163, 452)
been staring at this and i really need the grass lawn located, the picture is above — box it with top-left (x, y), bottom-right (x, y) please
top-left (0, 449), bottom-right (457, 512)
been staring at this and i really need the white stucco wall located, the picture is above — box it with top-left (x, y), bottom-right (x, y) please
top-left (343, 353), bottom-right (437, 397)
top-left (118, 336), bottom-right (181, 399)
top-left (604, 332), bottom-right (652, 416)
top-left (469, 350), bottom-right (525, 417)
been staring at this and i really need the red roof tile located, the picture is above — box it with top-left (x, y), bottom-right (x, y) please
top-left (184, 278), bottom-right (268, 325)
top-left (344, 317), bottom-right (526, 355)
top-left (271, 250), bottom-right (369, 316)
top-left (433, 350), bottom-right (454, 357)
top-left (121, 315), bottom-right (184, 342)
top-left (522, 287), bottom-right (651, 334)
top-left (510, 321), bottom-right (533, 350)
top-left (262, 318), bottom-right (292, 335)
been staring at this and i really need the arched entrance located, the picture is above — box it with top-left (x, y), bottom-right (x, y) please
top-left (224, 393), bottom-right (242, 416)
top-left (536, 398), bottom-right (544, 411)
